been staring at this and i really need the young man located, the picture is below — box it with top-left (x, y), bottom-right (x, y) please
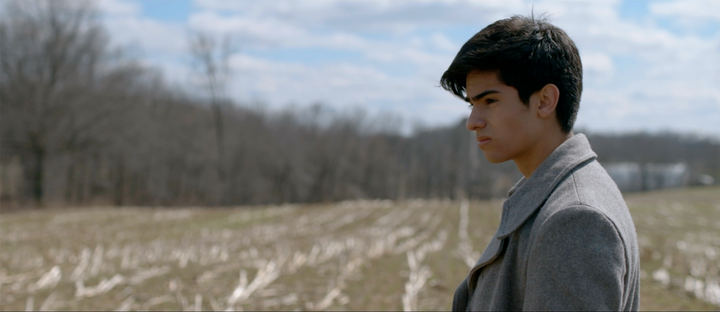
top-left (440, 15), bottom-right (640, 310)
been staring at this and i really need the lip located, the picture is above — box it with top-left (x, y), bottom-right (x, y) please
top-left (477, 136), bottom-right (491, 147)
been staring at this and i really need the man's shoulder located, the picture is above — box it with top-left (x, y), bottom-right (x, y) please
top-left (538, 159), bottom-right (637, 241)
top-left (545, 159), bottom-right (626, 211)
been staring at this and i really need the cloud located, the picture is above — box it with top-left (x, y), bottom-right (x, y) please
top-left (91, 0), bottom-right (720, 136)
top-left (97, 0), bottom-right (186, 56)
top-left (650, 0), bottom-right (720, 22)
top-left (527, 0), bottom-right (720, 135)
top-left (185, 8), bottom-right (457, 80)
top-left (578, 78), bottom-right (720, 135)
top-left (429, 33), bottom-right (458, 52)
top-left (96, 0), bottom-right (140, 16)
top-left (220, 53), bottom-right (461, 131)
top-left (185, 9), bottom-right (454, 69)
top-left (193, 0), bottom-right (526, 33)
top-left (581, 51), bottom-right (615, 85)
top-left (104, 16), bottom-right (186, 55)
top-left (187, 11), bottom-right (370, 51)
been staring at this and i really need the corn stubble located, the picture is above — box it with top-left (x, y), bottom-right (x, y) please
top-left (1, 187), bottom-right (718, 311)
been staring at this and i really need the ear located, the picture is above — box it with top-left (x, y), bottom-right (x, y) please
top-left (536, 84), bottom-right (560, 119)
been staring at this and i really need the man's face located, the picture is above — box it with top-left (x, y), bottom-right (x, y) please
top-left (465, 70), bottom-right (542, 164)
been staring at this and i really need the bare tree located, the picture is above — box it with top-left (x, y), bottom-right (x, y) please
top-left (188, 32), bottom-right (234, 205)
top-left (0, 0), bottom-right (111, 206)
top-left (2, 1), bottom-right (716, 208)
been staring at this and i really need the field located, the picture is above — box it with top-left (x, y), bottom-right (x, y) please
top-left (1, 186), bottom-right (719, 311)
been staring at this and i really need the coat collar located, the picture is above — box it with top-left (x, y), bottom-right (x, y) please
top-left (495, 133), bottom-right (597, 239)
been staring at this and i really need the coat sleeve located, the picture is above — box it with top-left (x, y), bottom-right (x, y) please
top-left (523, 205), bottom-right (626, 311)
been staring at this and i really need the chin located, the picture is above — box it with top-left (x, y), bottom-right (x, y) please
top-left (482, 152), bottom-right (511, 164)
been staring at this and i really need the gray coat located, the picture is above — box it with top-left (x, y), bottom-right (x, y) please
top-left (453, 134), bottom-right (640, 311)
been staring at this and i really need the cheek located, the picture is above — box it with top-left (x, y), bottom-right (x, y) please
top-left (494, 110), bottom-right (534, 149)
top-left (495, 111), bottom-right (526, 136)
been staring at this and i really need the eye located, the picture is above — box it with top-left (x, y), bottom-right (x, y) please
top-left (486, 98), bottom-right (498, 105)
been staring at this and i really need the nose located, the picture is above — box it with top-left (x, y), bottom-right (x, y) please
top-left (466, 107), bottom-right (487, 131)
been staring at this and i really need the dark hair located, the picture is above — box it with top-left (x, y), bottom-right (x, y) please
top-left (440, 15), bottom-right (582, 133)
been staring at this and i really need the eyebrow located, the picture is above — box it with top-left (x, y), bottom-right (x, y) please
top-left (465, 90), bottom-right (501, 103)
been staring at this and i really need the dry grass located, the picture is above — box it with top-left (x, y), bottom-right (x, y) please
top-left (1, 186), bottom-right (718, 311)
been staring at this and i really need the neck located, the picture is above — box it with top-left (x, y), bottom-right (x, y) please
top-left (515, 131), bottom-right (573, 178)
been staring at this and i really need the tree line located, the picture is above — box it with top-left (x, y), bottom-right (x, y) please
top-left (1, 1), bottom-right (718, 208)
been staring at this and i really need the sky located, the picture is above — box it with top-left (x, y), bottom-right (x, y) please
top-left (94, 0), bottom-right (720, 137)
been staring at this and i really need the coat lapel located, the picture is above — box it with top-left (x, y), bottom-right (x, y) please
top-left (466, 236), bottom-right (506, 293)
top-left (496, 134), bottom-right (597, 238)
top-left (464, 134), bottom-right (597, 294)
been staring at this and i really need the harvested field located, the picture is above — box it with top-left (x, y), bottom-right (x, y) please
top-left (1, 186), bottom-right (719, 311)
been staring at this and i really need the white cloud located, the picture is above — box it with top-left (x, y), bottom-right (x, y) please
top-left (187, 12), bottom-right (311, 49)
top-left (649, 0), bottom-right (720, 22)
top-left (527, 0), bottom-right (720, 135)
top-left (90, 0), bottom-right (720, 136)
top-left (581, 51), bottom-right (615, 85)
top-left (194, 0), bottom-right (526, 33)
top-left (104, 17), bottom-right (186, 55)
top-left (186, 9), bottom-right (454, 70)
top-left (223, 53), bottom-right (461, 130)
top-left (429, 33), bottom-right (458, 52)
top-left (96, 0), bottom-right (140, 16)
top-left (97, 0), bottom-right (186, 56)
top-left (578, 78), bottom-right (720, 135)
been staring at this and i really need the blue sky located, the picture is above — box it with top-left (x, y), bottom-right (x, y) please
top-left (97, 0), bottom-right (720, 137)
